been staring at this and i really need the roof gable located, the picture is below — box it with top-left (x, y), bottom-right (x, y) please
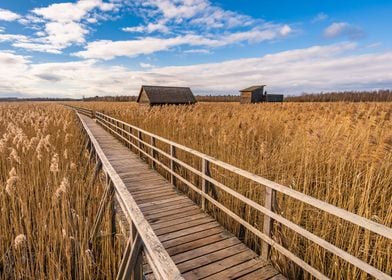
top-left (240, 85), bottom-right (266, 92)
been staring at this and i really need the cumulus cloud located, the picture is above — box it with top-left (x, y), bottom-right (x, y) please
top-left (9, 0), bottom-right (118, 54)
top-left (2, 43), bottom-right (392, 98)
top-left (32, 0), bottom-right (115, 22)
top-left (324, 22), bottom-right (364, 40)
top-left (0, 8), bottom-right (21, 21)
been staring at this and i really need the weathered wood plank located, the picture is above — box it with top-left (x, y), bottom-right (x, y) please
top-left (166, 232), bottom-right (233, 256)
top-left (141, 200), bottom-right (194, 215)
top-left (171, 237), bottom-right (242, 263)
top-left (182, 250), bottom-right (256, 279)
top-left (148, 210), bottom-right (209, 228)
top-left (160, 222), bottom-right (222, 244)
top-left (154, 217), bottom-right (215, 236)
top-left (144, 205), bottom-right (199, 220)
top-left (236, 265), bottom-right (280, 280)
top-left (176, 244), bottom-right (250, 273)
top-left (162, 227), bottom-right (223, 249)
top-left (202, 258), bottom-right (268, 280)
top-left (139, 196), bottom-right (189, 210)
top-left (151, 213), bottom-right (209, 230)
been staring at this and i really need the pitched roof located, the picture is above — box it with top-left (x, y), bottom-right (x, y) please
top-left (240, 85), bottom-right (266, 92)
top-left (137, 85), bottom-right (197, 104)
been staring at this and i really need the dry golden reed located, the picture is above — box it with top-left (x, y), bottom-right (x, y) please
top-left (0, 103), bottom-right (124, 279)
top-left (74, 101), bottom-right (392, 279)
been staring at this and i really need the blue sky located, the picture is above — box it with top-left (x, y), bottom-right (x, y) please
top-left (0, 0), bottom-right (391, 97)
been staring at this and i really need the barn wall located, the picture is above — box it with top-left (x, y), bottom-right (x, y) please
top-left (251, 88), bottom-right (265, 103)
top-left (266, 94), bottom-right (284, 102)
top-left (240, 92), bottom-right (252, 104)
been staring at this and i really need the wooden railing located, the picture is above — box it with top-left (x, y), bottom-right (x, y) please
top-left (73, 107), bottom-right (183, 280)
top-left (71, 106), bottom-right (95, 118)
top-left (69, 105), bottom-right (392, 280)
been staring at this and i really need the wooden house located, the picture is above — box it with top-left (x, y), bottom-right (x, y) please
top-left (240, 85), bottom-right (266, 104)
top-left (240, 85), bottom-right (283, 103)
top-left (137, 85), bottom-right (197, 105)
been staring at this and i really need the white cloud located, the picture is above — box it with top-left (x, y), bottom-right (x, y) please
top-left (12, 42), bottom-right (63, 54)
top-left (0, 8), bottom-right (21, 21)
top-left (324, 22), bottom-right (364, 40)
top-left (123, 22), bottom-right (169, 34)
top-left (224, 25), bottom-right (291, 45)
top-left (32, 0), bottom-right (115, 22)
top-left (2, 43), bottom-right (392, 98)
top-left (8, 0), bottom-right (118, 54)
top-left (140, 0), bottom-right (253, 29)
top-left (73, 35), bottom-right (220, 60)
top-left (75, 24), bottom-right (291, 60)
top-left (119, 0), bottom-right (292, 58)
top-left (184, 49), bottom-right (211, 54)
top-left (280, 25), bottom-right (292, 36)
top-left (312, 12), bottom-right (328, 23)
top-left (0, 33), bottom-right (29, 43)
top-left (140, 62), bottom-right (155, 68)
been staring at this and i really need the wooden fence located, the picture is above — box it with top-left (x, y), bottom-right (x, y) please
top-left (68, 105), bottom-right (392, 280)
top-left (72, 106), bottom-right (183, 280)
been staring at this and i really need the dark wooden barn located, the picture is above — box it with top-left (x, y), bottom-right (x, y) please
top-left (240, 85), bottom-right (283, 103)
top-left (137, 85), bottom-right (197, 105)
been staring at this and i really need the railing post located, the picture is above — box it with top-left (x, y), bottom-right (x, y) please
top-left (129, 126), bottom-right (133, 151)
top-left (201, 158), bottom-right (210, 211)
top-left (137, 131), bottom-right (142, 157)
top-left (262, 186), bottom-right (276, 259)
top-left (170, 145), bottom-right (176, 185)
top-left (151, 136), bottom-right (156, 169)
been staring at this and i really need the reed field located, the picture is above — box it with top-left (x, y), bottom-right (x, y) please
top-left (72, 101), bottom-right (392, 279)
top-left (0, 103), bottom-right (124, 279)
top-left (0, 101), bottom-right (391, 279)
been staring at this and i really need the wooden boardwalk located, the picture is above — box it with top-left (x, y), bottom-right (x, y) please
top-left (80, 114), bottom-right (284, 280)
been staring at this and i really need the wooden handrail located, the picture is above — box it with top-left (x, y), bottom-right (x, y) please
top-left (96, 113), bottom-right (391, 280)
top-left (76, 111), bottom-right (183, 280)
top-left (67, 105), bottom-right (392, 280)
top-left (93, 112), bottom-right (391, 239)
